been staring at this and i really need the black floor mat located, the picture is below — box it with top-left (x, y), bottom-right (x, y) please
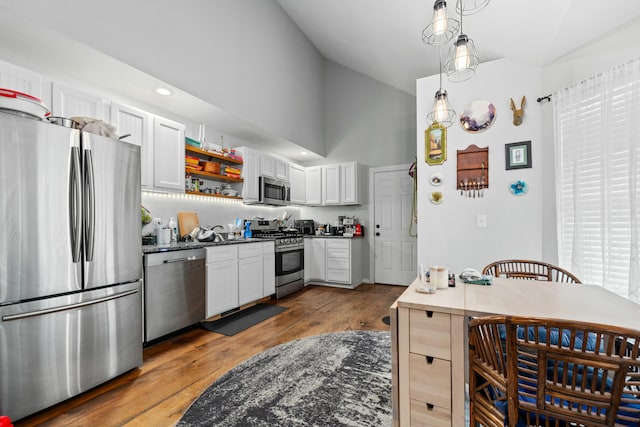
top-left (201, 303), bottom-right (288, 336)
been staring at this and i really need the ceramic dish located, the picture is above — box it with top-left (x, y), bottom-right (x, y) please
top-left (430, 191), bottom-right (444, 204)
top-left (459, 99), bottom-right (496, 133)
top-left (0, 88), bottom-right (50, 119)
top-left (429, 173), bottom-right (443, 186)
top-left (509, 180), bottom-right (529, 196)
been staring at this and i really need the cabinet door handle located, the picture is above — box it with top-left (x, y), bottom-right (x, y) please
top-left (426, 356), bottom-right (434, 364)
top-left (426, 403), bottom-right (434, 411)
top-left (426, 310), bottom-right (434, 318)
top-left (375, 232), bottom-right (380, 236)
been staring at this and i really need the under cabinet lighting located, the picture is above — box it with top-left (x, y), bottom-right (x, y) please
top-left (156, 87), bottom-right (172, 96)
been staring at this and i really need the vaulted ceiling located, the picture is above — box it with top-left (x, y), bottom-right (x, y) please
top-left (277, 0), bottom-right (640, 95)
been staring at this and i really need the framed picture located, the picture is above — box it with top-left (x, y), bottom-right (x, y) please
top-left (425, 123), bottom-right (447, 165)
top-left (505, 140), bottom-right (531, 170)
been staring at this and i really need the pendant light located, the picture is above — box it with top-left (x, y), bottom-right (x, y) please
top-left (444, 0), bottom-right (479, 82)
top-left (456, 0), bottom-right (490, 16)
top-left (427, 49), bottom-right (456, 127)
top-left (422, 0), bottom-right (459, 47)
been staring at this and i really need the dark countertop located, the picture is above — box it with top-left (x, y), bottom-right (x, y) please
top-left (303, 234), bottom-right (364, 239)
top-left (142, 238), bottom-right (273, 254)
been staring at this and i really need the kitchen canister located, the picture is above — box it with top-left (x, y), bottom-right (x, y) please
top-left (430, 266), bottom-right (449, 289)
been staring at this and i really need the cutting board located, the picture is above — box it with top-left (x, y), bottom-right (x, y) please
top-left (177, 212), bottom-right (199, 238)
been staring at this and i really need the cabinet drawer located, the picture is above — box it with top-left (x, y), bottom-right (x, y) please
top-left (326, 268), bottom-right (351, 283)
top-left (410, 399), bottom-right (451, 427)
top-left (238, 243), bottom-right (262, 259)
top-left (206, 245), bottom-right (237, 262)
top-left (327, 257), bottom-right (350, 270)
top-left (326, 248), bottom-right (349, 258)
top-left (409, 309), bottom-right (451, 360)
top-left (326, 239), bottom-right (349, 250)
top-left (262, 241), bottom-right (275, 254)
top-left (409, 353), bottom-right (451, 409)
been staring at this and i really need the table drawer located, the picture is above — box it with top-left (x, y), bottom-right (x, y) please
top-left (409, 353), bottom-right (451, 409)
top-left (409, 309), bottom-right (451, 360)
top-left (410, 399), bottom-right (451, 427)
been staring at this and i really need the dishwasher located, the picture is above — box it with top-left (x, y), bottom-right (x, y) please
top-left (143, 248), bottom-right (205, 343)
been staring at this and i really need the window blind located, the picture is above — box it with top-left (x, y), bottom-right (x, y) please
top-left (553, 58), bottom-right (640, 302)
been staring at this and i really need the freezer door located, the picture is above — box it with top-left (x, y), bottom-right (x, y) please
top-left (0, 281), bottom-right (142, 421)
top-left (0, 112), bottom-right (82, 304)
top-left (82, 132), bottom-right (142, 288)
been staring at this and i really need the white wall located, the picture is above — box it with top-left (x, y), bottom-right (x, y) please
top-left (416, 59), bottom-right (543, 274)
top-left (308, 61), bottom-right (416, 167)
top-left (0, 0), bottom-right (326, 156)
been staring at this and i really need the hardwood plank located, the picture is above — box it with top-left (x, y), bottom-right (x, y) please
top-left (15, 284), bottom-right (406, 427)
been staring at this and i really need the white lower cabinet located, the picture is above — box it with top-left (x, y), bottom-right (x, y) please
top-left (206, 246), bottom-right (239, 318)
top-left (263, 242), bottom-right (275, 296)
top-left (304, 238), bottom-right (326, 281)
top-left (206, 242), bottom-right (274, 318)
top-left (304, 238), bottom-right (363, 288)
top-left (238, 243), bottom-right (263, 306)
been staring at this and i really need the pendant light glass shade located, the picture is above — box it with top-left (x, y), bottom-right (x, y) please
top-left (456, 0), bottom-right (490, 15)
top-left (445, 33), bottom-right (479, 82)
top-left (427, 89), bottom-right (456, 127)
top-left (422, 0), bottom-right (460, 46)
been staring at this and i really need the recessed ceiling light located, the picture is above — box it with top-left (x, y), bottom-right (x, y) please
top-left (300, 151), bottom-right (308, 156)
top-left (156, 87), bottom-right (172, 96)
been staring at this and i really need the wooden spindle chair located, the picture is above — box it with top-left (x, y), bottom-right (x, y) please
top-left (469, 315), bottom-right (640, 427)
top-left (482, 259), bottom-right (581, 283)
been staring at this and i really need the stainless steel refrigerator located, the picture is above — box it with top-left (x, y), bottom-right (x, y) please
top-left (0, 110), bottom-right (143, 421)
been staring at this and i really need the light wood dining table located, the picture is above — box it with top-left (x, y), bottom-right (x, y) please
top-left (390, 277), bottom-right (640, 426)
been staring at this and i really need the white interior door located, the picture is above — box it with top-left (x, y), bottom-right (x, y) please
top-left (373, 167), bottom-right (417, 285)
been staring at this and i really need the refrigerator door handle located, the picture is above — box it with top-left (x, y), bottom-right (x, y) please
top-left (84, 146), bottom-right (95, 262)
top-left (69, 144), bottom-right (82, 263)
top-left (1, 289), bottom-right (138, 322)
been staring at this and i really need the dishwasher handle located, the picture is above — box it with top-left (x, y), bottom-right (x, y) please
top-left (163, 256), bottom-right (199, 264)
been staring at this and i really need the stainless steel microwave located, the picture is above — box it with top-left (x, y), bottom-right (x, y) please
top-left (259, 176), bottom-right (290, 206)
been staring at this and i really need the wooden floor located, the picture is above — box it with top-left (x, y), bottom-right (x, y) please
top-left (16, 283), bottom-right (405, 427)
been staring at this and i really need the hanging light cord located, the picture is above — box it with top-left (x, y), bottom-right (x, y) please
top-left (409, 157), bottom-right (418, 238)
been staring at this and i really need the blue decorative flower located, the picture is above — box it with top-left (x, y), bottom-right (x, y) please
top-left (510, 180), bottom-right (528, 196)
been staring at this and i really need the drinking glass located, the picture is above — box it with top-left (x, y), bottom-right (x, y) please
top-left (418, 264), bottom-right (436, 294)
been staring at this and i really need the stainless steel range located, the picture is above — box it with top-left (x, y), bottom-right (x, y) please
top-left (250, 220), bottom-right (304, 298)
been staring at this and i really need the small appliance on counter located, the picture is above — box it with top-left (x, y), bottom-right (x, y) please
top-left (295, 219), bottom-right (315, 235)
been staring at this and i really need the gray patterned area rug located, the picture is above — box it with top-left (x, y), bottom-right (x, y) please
top-left (177, 330), bottom-right (392, 426)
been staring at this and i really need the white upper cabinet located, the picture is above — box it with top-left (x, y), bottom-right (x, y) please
top-left (340, 161), bottom-right (359, 205)
top-left (236, 146), bottom-right (260, 202)
top-left (260, 153), bottom-right (276, 178)
top-left (0, 59), bottom-right (51, 107)
top-left (322, 164), bottom-right (340, 205)
top-left (274, 157), bottom-right (289, 181)
top-left (306, 166), bottom-right (323, 206)
top-left (289, 163), bottom-right (306, 205)
top-left (111, 104), bottom-right (152, 187)
top-left (52, 82), bottom-right (109, 121)
top-left (261, 153), bottom-right (289, 181)
top-left (152, 116), bottom-right (185, 192)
